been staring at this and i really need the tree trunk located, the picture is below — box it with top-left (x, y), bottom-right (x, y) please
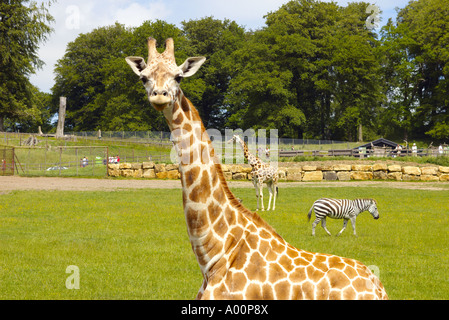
top-left (358, 123), bottom-right (363, 142)
top-left (56, 97), bottom-right (66, 139)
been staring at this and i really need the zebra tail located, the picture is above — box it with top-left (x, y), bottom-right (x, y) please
top-left (307, 205), bottom-right (314, 222)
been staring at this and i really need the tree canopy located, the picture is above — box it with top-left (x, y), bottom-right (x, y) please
top-left (0, 0), bottom-right (54, 132)
top-left (2, 0), bottom-right (449, 143)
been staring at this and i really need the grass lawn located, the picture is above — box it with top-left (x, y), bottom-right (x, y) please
top-left (1, 185), bottom-right (448, 299)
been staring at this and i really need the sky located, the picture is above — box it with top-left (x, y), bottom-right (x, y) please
top-left (30, 0), bottom-right (410, 93)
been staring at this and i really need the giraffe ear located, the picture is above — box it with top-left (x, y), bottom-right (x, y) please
top-left (179, 57), bottom-right (206, 77)
top-left (125, 56), bottom-right (147, 75)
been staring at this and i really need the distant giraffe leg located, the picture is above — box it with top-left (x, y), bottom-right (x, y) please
top-left (259, 182), bottom-right (264, 211)
top-left (252, 178), bottom-right (260, 211)
top-left (272, 183), bottom-right (277, 210)
top-left (266, 182), bottom-right (273, 211)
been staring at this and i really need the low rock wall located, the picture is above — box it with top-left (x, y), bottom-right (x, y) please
top-left (108, 162), bottom-right (449, 182)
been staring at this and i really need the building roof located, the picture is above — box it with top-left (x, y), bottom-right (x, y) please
top-left (354, 138), bottom-right (403, 149)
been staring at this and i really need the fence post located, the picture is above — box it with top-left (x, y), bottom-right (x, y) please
top-left (1, 148), bottom-right (5, 175)
top-left (59, 147), bottom-right (62, 176)
top-left (106, 146), bottom-right (109, 177)
top-left (12, 147), bottom-right (15, 175)
top-left (76, 147), bottom-right (78, 176)
top-left (160, 131), bottom-right (163, 162)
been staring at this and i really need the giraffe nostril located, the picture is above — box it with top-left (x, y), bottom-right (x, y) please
top-left (152, 90), bottom-right (169, 97)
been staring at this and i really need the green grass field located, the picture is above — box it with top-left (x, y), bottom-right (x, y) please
top-left (1, 185), bottom-right (448, 299)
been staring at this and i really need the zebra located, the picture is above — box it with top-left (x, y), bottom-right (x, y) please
top-left (307, 198), bottom-right (379, 236)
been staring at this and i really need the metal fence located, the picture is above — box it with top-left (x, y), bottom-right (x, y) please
top-left (2, 131), bottom-right (447, 175)
top-left (67, 130), bottom-right (172, 146)
top-left (2, 131), bottom-right (354, 148)
top-left (1, 146), bottom-right (14, 176)
top-left (14, 146), bottom-right (109, 177)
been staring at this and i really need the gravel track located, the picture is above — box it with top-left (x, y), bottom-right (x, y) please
top-left (1, 175), bottom-right (448, 193)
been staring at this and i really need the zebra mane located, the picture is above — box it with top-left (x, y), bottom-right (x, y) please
top-left (354, 198), bottom-right (376, 210)
top-left (358, 198), bottom-right (376, 203)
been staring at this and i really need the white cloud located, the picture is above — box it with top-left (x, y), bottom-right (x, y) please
top-left (114, 2), bottom-right (171, 27)
top-left (166, 0), bottom-right (286, 28)
top-left (30, 0), bottom-right (171, 92)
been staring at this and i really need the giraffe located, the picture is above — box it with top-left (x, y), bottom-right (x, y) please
top-left (227, 135), bottom-right (278, 211)
top-left (125, 37), bottom-right (388, 300)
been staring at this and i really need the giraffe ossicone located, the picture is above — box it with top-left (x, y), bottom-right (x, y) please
top-left (125, 37), bottom-right (388, 300)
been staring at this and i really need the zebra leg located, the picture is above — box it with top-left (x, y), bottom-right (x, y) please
top-left (311, 217), bottom-right (321, 236)
top-left (350, 217), bottom-right (357, 236)
top-left (337, 219), bottom-right (348, 236)
top-left (321, 218), bottom-right (332, 236)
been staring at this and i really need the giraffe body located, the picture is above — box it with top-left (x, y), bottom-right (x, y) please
top-left (228, 135), bottom-right (278, 211)
top-left (125, 38), bottom-right (388, 300)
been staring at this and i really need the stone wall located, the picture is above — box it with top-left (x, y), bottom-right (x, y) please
top-left (108, 162), bottom-right (180, 179)
top-left (108, 162), bottom-right (449, 182)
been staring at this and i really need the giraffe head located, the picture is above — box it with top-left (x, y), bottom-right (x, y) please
top-left (367, 199), bottom-right (379, 220)
top-left (125, 38), bottom-right (206, 111)
top-left (226, 135), bottom-right (242, 145)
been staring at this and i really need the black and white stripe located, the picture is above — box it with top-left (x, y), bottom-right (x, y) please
top-left (307, 198), bottom-right (379, 236)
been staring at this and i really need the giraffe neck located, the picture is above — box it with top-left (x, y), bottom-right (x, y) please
top-left (236, 138), bottom-right (261, 167)
top-left (163, 91), bottom-right (284, 297)
top-left (163, 91), bottom-right (243, 277)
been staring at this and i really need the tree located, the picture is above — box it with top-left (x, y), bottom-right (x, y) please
top-left (0, 0), bottom-right (54, 131)
top-left (378, 19), bottom-right (420, 140)
top-left (52, 20), bottom-right (184, 132)
top-left (15, 85), bottom-right (54, 132)
top-left (224, 26), bottom-right (304, 137)
top-left (330, 2), bottom-right (384, 142)
top-left (52, 23), bottom-right (132, 131)
top-left (225, 0), bottom-right (382, 140)
top-left (402, 0), bottom-right (449, 140)
top-left (181, 17), bottom-right (246, 129)
top-left (380, 0), bottom-right (449, 141)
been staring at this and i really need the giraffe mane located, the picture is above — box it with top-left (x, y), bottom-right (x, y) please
top-left (213, 162), bottom-right (282, 239)
top-left (179, 96), bottom-right (279, 236)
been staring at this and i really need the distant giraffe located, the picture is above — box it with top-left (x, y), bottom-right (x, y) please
top-left (125, 37), bottom-right (388, 300)
top-left (228, 135), bottom-right (278, 211)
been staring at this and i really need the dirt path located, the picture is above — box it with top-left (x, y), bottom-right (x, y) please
top-left (1, 175), bottom-right (448, 192)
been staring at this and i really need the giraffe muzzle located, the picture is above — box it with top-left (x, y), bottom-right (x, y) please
top-left (150, 89), bottom-right (172, 110)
